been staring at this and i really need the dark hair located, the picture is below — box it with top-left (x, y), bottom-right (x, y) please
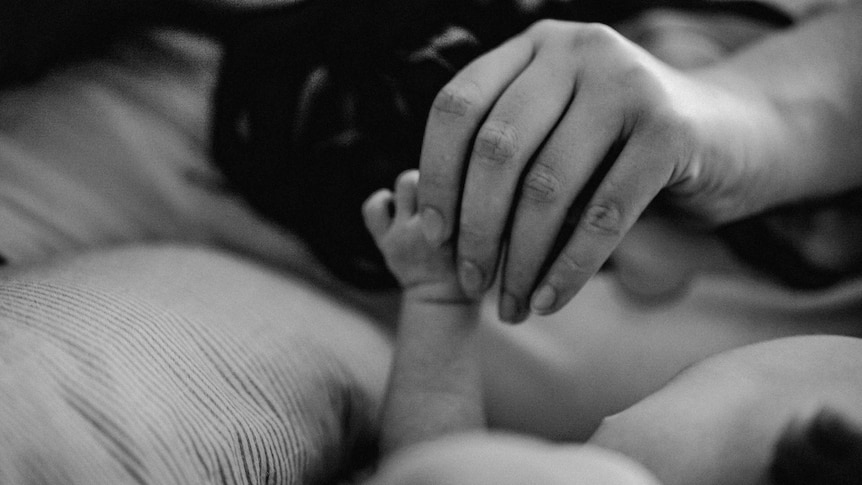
top-left (210, 0), bottom-right (503, 289)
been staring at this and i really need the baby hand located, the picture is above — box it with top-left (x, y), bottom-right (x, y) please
top-left (363, 170), bottom-right (470, 303)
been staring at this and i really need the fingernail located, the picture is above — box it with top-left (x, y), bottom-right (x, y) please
top-left (420, 208), bottom-right (446, 246)
top-left (499, 292), bottom-right (526, 324)
top-left (459, 260), bottom-right (484, 296)
top-left (531, 285), bottom-right (557, 313)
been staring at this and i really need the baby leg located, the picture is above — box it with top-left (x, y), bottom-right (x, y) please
top-left (366, 432), bottom-right (660, 485)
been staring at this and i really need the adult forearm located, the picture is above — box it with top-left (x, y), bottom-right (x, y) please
top-left (694, 2), bottom-right (862, 217)
top-left (379, 301), bottom-right (485, 456)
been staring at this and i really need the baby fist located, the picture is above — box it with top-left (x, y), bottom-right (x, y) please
top-left (363, 170), bottom-right (468, 303)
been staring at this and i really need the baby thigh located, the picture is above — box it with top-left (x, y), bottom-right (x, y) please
top-left (589, 336), bottom-right (862, 485)
top-left (367, 432), bottom-right (660, 485)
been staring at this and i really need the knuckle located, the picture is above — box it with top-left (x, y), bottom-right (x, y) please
top-left (569, 22), bottom-right (620, 50)
top-left (432, 79), bottom-right (482, 118)
top-left (473, 120), bottom-right (520, 166)
top-left (361, 198), bottom-right (374, 218)
top-left (527, 18), bottom-right (568, 37)
top-left (618, 65), bottom-right (663, 107)
top-left (362, 192), bottom-right (377, 210)
top-left (528, 20), bottom-right (621, 53)
top-left (615, 65), bottom-right (673, 116)
top-left (619, 62), bottom-right (651, 88)
top-left (362, 191), bottom-right (385, 219)
top-left (457, 222), bottom-right (494, 254)
top-left (522, 165), bottom-right (564, 204)
top-left (556, 248), bottom-right (594, 277)
top-left (580, 200), bottom-right (625, 237)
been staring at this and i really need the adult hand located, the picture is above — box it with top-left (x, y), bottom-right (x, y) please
top-left (483, 0), bottom-right (570, 14)
top-left (416, 19), bottom-right (785, 322)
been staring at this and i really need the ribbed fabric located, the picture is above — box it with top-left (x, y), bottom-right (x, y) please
top-left (0, 246), bottom-right (391, 484)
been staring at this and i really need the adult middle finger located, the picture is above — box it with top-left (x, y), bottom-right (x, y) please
top-left (457, 41), bottom-right (578, 297)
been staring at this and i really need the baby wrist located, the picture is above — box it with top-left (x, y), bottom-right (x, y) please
top-left (402, 283), bottom-right (476, 307)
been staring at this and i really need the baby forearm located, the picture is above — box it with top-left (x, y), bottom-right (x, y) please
top-left (379, 300), bottom-right (485, 456)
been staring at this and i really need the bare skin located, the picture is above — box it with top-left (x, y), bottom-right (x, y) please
top-left (363, 169), bottom-right (484, 455)
top-left (588, 335), bottom-right (862, 485)
top-left (363, 169), bottom-right (660, 484)
top-left (415, 2), bottom-right (862, 322)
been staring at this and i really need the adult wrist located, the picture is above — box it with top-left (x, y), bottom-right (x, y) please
top-left (688, 4), bottom-right (862, 214)
top-left (678, 63), bottom-right (800, 223)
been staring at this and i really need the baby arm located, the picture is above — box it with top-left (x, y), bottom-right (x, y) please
top-left (363, 170), bottom-right (485, 457)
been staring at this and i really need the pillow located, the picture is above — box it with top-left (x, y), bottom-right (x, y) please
top-left (0, 245), bottom-right (392, 484)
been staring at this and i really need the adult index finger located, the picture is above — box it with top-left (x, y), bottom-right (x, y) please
top-left (417, 35), bottom-right (535, 248)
